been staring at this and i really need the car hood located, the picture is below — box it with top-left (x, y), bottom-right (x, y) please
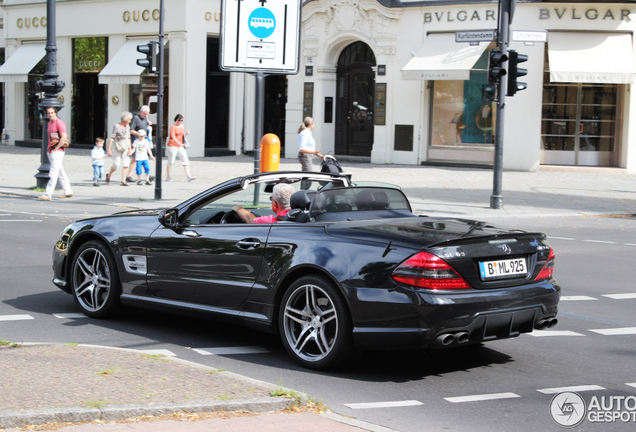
top-left (324, 217), bottom-right (525, 249)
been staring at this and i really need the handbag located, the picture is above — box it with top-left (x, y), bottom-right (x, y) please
top-left (50, 133), bottom-right (69, 148)
top-left (183, 136), bottom-right (190, 149)
top-left (114, 139), bottom-right (128, 153)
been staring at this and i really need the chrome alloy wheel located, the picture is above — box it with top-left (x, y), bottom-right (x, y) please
top-left (72, 246), bottom-right (112, 313)
top-left (282, 283), bottom-right (339, 363)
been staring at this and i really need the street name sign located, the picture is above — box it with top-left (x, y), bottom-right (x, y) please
top-left (455, 30), bottom-right (496, 43)
top-left (220, 0), bottom-right (302, 74)
top-left (512, 30), bottom-right (547, 43)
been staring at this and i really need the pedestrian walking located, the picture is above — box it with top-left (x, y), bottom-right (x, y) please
top-left (132, 129), bottom-right (155, 185)
top-left (105, 112), bottom-right (133, 186)
top-left (166, 114), bottom-right (196, 182)
top-left (127, 105), bottom-right (152, 183)
top-left (91, 137), bottom-right (105, 187)
top-left (38, 107), bottom-right (73, 201)
top-left (297, 116), bottom-right (323, 171)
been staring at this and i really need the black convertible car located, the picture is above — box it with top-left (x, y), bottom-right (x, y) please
top-left (52, 171), bottom-right (560, 370)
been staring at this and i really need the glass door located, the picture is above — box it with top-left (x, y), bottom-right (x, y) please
top-left (541, 77), bottom-right (618, 166)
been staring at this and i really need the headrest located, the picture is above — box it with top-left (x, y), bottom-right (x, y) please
top-left (290, 190), bottom-right (314, 210)
top-left (356, 189), bottom-right (390, 210)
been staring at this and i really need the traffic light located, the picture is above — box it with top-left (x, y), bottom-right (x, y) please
top-left (136, 43), bottom-right (156, 73)
top-left (507, 50), bottom-right (528, 97)
top-left (488, 49), bottom-right (508, 84)
top-left (483, 49), bottom-right (507, 101)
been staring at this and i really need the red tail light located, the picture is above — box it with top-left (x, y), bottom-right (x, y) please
top-left (535, 248), bottom-right (555, 281)
top-left (392, 251), bottom-right (472, 290)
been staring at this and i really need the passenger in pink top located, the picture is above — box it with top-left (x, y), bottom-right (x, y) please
top-left (233, 183), bottom-right (295, 224)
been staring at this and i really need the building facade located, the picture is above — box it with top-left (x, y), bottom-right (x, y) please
top-left (1, 0), bottom-right (635, 173)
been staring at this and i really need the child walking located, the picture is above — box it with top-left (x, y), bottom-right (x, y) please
top-left (132, 130), bottom-right (155, 185)
top-left (91, 138), bottom-right (105, 187)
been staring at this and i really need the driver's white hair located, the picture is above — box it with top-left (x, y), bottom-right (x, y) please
top-left (272, 184), bottom-right (295, 210)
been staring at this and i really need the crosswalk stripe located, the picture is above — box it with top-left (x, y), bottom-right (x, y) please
top-left (445, 393), bottom-right (520, 403)
top-left (602, 293), bottom-right (636, 300)
top-left (561, 296), bottom-right (597, 301)
top-left (345, 400), bottom-right (423, 409)
top-left (537, 385), bottom-right (605, 394)
top-left (528, 330), bottom-right (585, 337)
top-left (589, 327), bottom-right (636, 335)
top-left (192, 346), bottom-right (269, 355)
top-left (0, 314), bottom-right (34, 321)
top-left (53, 313), bottom-right (88, 319)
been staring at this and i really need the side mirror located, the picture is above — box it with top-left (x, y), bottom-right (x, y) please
top-left (158, 208), bottom-right (182, 231)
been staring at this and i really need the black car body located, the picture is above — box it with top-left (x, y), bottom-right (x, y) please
top-left (52, 171), bottom-right (560, 369)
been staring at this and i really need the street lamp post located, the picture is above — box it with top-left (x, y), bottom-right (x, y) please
top-left (35, 0), bottom-right (65, 189)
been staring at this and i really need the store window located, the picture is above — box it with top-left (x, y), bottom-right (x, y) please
top-left (72, 37), bottom-right (107, 144)
top-left (25, 58), bottom-right (46, 141)
top-left (541, 58), bottom-right (619, 167)
top-left (430, 44), bottom-right (495, 148)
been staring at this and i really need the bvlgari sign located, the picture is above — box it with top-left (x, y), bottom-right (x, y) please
top-left (539, 8), bottom-right (631, 22)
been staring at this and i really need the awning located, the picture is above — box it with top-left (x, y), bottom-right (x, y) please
top-left (547, 32), bottom-right (636, 84)
top-left (401, 33), bottom-right (489, 81)
top-left (0, 43), bottom-right (46, 83)
top-left (98, 39), bottom-right (152, 85)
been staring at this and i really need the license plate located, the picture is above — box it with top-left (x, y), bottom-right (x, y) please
top-left (479, 258), bottom-right (527, 279)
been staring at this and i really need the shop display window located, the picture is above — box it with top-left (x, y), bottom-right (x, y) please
top-left (430, 45), bottom-right (496, 148)
top-left (25, 59), bottom-right (46, 141)
top-left (541, 73), bottom-right (617, 154)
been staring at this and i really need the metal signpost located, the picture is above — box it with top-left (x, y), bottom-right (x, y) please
top-left (220, 0), bottom-right (302, 173)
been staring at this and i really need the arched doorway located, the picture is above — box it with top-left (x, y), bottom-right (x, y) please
top-left (335, 42), bottom-right (376, 157)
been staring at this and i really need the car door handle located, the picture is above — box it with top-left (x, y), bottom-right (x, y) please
top-left (237, 239), bottom-right (261, 249)
top-left (182, 230), bottom-right (201, 238)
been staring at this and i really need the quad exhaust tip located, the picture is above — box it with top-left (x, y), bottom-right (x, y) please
top-left (536, 317), bottom-right (558, 330)
top-left (434, 332), bottom-right (471, 346)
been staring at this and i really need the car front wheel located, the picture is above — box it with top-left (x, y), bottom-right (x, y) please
top-left (279, 275), bottom-right (355, 370)
top-left (70, 240), bottom-right (122, 318)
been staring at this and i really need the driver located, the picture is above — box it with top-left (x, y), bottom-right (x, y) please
top-left (233, 183), bottom-right (295, 223)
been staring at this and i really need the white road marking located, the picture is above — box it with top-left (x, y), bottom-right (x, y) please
top-left (0, 220), bottom-right (43, 222)
top-left (548, 237), bottom-right (575, 241)
top-left (445, 393), bottom-right (520, 403)
top-left (345, 400), bottom-right (423, 409)
top-left (583, 239), bottom-right (616, 244)
top-left (537, 385), bottom-right (605, 394)
top-left (54, 313), bottom-right (88, 319)
top-left (0, 314), bottom-right (34, 321)
top-left (589, 327), bottom-right (636, 336)
top-left (626, 243), bottom-right (636, 247)
top-left (137, 349), bottom-right (177, 357)
top-left (626, 383), bottom-right (636, 389)
top-left (192, 346), bottom-right (270, 356)
top-left (561, 296), bottom-right (597, 301)
top-left (528, 330), bottom-right (585, 337)
top-left (603, 293), bottom-right (636, 300)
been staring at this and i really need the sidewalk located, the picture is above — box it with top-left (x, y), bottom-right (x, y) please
top-left (0, 344), bottom-right (387, 432)
top-left (1, 144), bottom-right (635, 431)
top-left (1, 144), bottom-right (635, 218)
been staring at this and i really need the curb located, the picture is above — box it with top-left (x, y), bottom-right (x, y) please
top-left (0, 398), bottom-right (290, 429)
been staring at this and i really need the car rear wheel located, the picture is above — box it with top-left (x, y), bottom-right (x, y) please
top-left (71, 240), bottom-right (122, 318)
top-left (279, 275), bottom-right (355, 370)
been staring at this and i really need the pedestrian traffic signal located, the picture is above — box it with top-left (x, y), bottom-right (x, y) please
top-left (136, 43), bottom-right (156, 73)
top-left (507, 50), bottom-right (528, 97)
top-left (488, 49), bottom-right (508, 84)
